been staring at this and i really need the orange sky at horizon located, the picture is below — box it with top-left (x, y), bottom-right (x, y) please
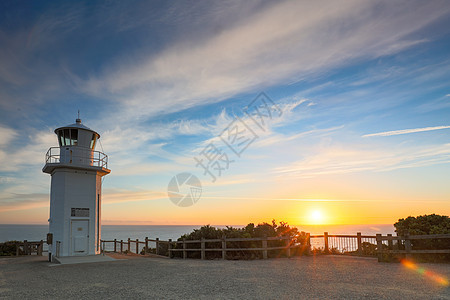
top-left (1, 193), bottom-right (447, 227)
top-left (1, 163), bottom-right (448, 226)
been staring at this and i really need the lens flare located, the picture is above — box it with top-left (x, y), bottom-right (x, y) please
top-left (401, 259), bottom-right (449, 286)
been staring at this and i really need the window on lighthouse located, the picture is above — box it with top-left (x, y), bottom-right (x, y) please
top-left (57, 129), bottom-right (79, 146)
top-left (58, 130), bottom-right (64, 146)
top-left (70, 129), bottom-right (78, 145)
top-left (90, 133), bottom-right (97, 150)
top-left (64, 129), bottom-right (70, 145)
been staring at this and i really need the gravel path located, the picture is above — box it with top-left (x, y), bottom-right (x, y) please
top-left (0, 254), bottom-right (449, 299)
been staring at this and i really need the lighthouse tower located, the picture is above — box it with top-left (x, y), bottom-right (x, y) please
top-left (43, 117), bottom-right (110, 260)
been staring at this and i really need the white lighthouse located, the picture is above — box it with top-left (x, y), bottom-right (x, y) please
top-left (43, 117), bottom-right (110, 260)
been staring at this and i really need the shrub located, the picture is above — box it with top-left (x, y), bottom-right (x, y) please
top-left (0, 241), bottom-right (22, 256)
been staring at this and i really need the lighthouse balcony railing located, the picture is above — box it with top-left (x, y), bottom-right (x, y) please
top-left (45, 147), bottom-right (108, 169)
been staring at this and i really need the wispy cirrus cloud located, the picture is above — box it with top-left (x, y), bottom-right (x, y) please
top-left (82, 0), bottom-right (450, 122)
top-left (273, 143), bottom-right (450, 179)
top-left (362, 125), bottom-right (450, 137)
top-left (0, 193), bottom-right (48, 212)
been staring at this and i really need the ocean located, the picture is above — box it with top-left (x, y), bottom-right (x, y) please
top-left (0, 224), bottom-right (396, 243)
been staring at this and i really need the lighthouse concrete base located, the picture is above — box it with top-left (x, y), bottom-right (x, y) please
top-left (51, 254), bottom-right (118, 265)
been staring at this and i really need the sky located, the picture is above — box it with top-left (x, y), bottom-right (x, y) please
top-left (0, 0), bottom-right (449, 227)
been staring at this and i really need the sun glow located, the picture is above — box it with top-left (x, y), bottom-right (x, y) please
top-left (309, 210), bottom-right (325, 225)
top-left (401, 259), bottom-right (448, 286)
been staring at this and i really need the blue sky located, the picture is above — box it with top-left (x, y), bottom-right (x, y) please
top-left (0, 0), bottom-right (449, 225)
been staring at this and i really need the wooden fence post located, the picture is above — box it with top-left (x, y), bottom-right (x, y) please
top-left (114, 239), bottom-right (117, 253)
top-left (376, 234), bottom-right (383, 262)
top-left (156, 238), bottom-right (160, 255)
top-left (183, 239), bottom-right (187, 259)
top-left (357, 232), bottom-right (362, 256)
top-left (201, 238), bottom-right (206, 260)
top-left (168, 239), bottom-right (172, 258)
top-left (120, 240), bottom-right (123, 253)
top-left (38, 240), bottom-right (43, 256)
top-left (285, 236), bottom-right (291, 258)
top-left (262, 236), bottom-right (268, 259)
top-left (24, 240), bottom-right (28, 255)
top-left (324, 232), bottom-right (329, 253)
top-left (136, 239), bottom-right (139, 254)
top-left (16, 243), bottom-right (19, 256)
top-left (307, 233), bottom-right (312, 255)
top-left (145, 237), bottom-right (149, 255)
top-left (405, 233), bottom-right (411, 259)
top-left (222, 235), bottom-right (226, 260)
top-left (127, 238), bottom-right (131, 253)
top-left (386, 233), bottom-right (393, 261)
top-left (387, 234), bottom-right (393, 249)
top-left (393, 233), bottom-right (399, 251)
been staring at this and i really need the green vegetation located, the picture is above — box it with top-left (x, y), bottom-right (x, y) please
top-left (180, 220), bottom-right (299, 240)
top-left (394, 214), bottom-right (450, 236)
top-left (394, 214), bottom-right (450, 262)
top-left (0, 241), bottom-right (22, 256)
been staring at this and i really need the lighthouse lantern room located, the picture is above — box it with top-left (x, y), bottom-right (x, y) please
top-left (43, 117), bottom-right (110, 260)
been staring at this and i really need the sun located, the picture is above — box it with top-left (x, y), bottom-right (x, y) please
top-left (309, 210), bottom-right (324, 224)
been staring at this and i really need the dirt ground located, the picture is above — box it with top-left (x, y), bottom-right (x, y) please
top-left (0, 254), bottom-right (449, 299)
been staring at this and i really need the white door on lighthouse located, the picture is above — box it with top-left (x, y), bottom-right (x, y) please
top-left (71, 220), bottom-right (89, 255)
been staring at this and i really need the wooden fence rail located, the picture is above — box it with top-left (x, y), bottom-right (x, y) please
top-left (376, 233), bottom-right (450, 262)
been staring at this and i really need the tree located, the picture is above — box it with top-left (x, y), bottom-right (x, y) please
top-left (394, 214), bottom-right (450, 251)
top-left (394, 214), bottom-right (450, 236)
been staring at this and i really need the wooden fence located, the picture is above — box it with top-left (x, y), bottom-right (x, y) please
top-left (101, 232), bottom-right (450, 261)
top-left (169, 236), bottom-right (298, 259)
top-left (101, 237), bottom-right (164, 256)
top-left (100, 233), bottom-right (375, 259)
top-left (100, 233), bottom-right (377, 258)
top-left (101, 236), bottom-right (303, 259)
top-left (375, 233), bottom-right (450, 262)
top-left (2, 232), bottom-right (448, 261)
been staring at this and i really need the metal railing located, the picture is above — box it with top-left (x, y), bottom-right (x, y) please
top-left (45, 147), bottom-right (108, 169)
top-left (309, 232), bottom-right (379, 255)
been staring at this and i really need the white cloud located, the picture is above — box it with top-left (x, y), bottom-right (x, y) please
top-left (102, 189), bottom-right (166, 204)
top-left (0, 125), bottom-right (18, 147)
top-left (82, 1), bottom-right (450, 121)
top-left (273, 143), bottom-right (450, 178)
top-left (362, 125), bottom-right (450, 137)
top-left (252, 125), bottom-right (344, 149)
top-left (0, 129), bottom-right (55, 172)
